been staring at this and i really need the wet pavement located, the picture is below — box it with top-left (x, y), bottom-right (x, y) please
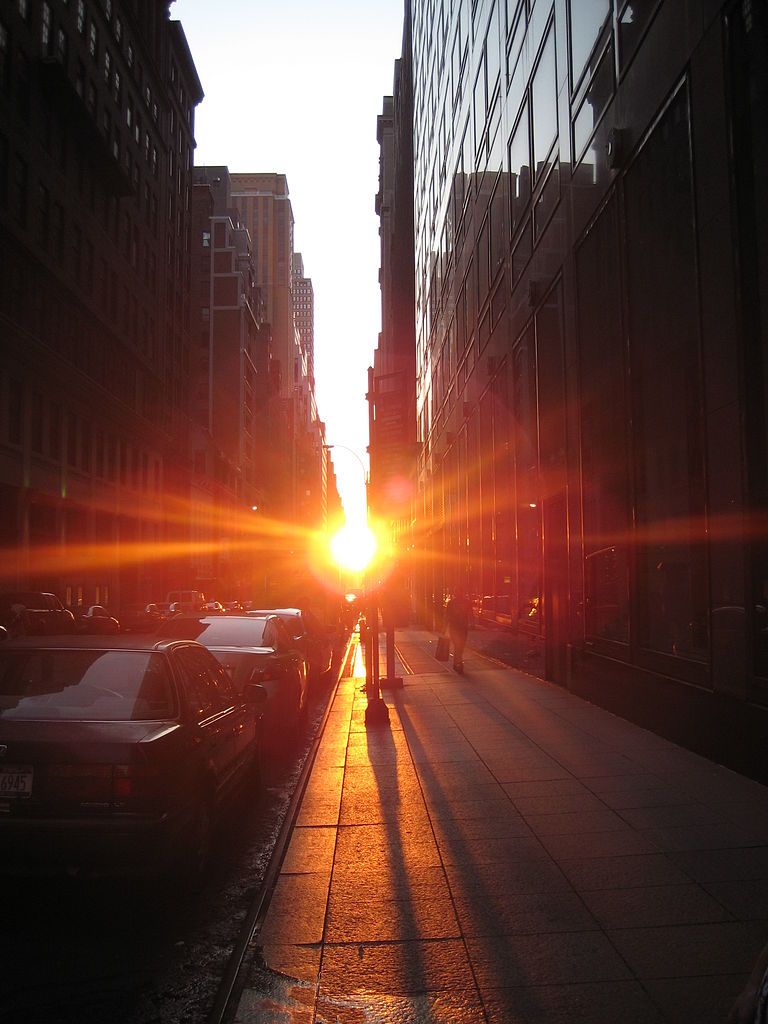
top-left (231, 628), bottom-right (768, 1023)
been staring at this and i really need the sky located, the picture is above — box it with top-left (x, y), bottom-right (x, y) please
top-left (172, 0), bottom-right (406, 525)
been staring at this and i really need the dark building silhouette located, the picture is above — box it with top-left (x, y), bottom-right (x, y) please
top-left (401, 0), bottom-right (768, 778)
top-left (0, 0), bottom-right (202, 607)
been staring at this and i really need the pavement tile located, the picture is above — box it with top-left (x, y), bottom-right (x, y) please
top-left (483, 763), bottom-right (571, 784)
top-left (281, 826), bottom-right (337, 875)
top-left (506, 792), bottom-right (609, 815)
top-left (324, 894), bottom-right (460, 943)
top-left (453, 890), bottom-right (599, 937)
top-left (482, 980), bottom-right (665, 1023)
top-left (592, 785), bottom-right (694, 809)
top-left (421, 786), bottom-right (516, 818)
top-left (314, 989), bottom-right (487, 1023)
top-left (613, 802), bottom-right (728, 829)
top-left (703, 879), bottom-right (768, 919)
top-left (643, 974), bottom-right (747, 1024)
top-left (338, 791), bottom-right (431, 826)
top-left (257, 873), bottom-right (329, 946)
top-left (331, 864), bottom-right (450, 905)
top-left (334, 823), bottom-right (442, 869)
top-left (557, 853), bottom-right (692, 891)
top-left (666, 846), bottom-right (768, 882)
top-left (415, 763), bottom-right (499, 789)
top-left (605, 920), bottom-right (768, 978)
top-left (578, 775), bottom-right (663, 796)
top-left (537, 829), bottom-right (660, 861)
top-left (467, 930), bottom-right (632, 989)
top-left (444, 858), bottom-right (573, 897)
top-left (580, 883), bottom-right (733, 929)
top-left (257, 941), bottom-right (321, 983)
top-left (523, 809), bottom-right (629, 836)
top-left (436, 834), bottom-right (546, 866)
top-left (639, 823), bottom-right (768, 852)
top-left (318, 938), bottom-right (476, 996)
top-left (431, 814), bottom-right (533, 844)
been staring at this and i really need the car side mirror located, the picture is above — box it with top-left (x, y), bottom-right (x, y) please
top-left (243, 682), bottom-right (268, 706)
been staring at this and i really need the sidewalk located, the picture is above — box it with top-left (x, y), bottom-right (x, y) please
top-left (232, 628), bottom-right (768, 1023)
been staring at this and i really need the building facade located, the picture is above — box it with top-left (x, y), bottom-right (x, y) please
top-left (0, 0), bottom-right (202, 608)
top-left (409, 0), bottom-right (767, 777)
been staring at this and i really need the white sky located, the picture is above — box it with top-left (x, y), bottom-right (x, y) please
top-left (172, 0), bottom-right (406, 524)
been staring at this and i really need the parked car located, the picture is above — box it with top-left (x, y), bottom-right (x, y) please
top-left (0, 592), bottom-right (76, 636)
top-left (248, 607), bottom-right (333, 687)
top-left (0, 636), bottom-right (267, 881)
top-left (203, 601), bottom-right (225, 614)
top-left (75, 605), bottom-right (120, 635)
top-left (155, 614), bottom-right (308, 740)
top-left (116, 604), bottom-right (164, 633)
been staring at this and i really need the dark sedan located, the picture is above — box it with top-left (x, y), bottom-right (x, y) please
top-left (0, 636), bottom-right (266, 881)
top-left (155, 615), bottom-right (308, 742)
top-left (247, 608), bottom-right (333, 687)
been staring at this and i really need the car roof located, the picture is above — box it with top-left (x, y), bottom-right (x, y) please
top-left (249, 608), bottom-right (302, 617)
top-left (0, 636), bottom-right (206, 653)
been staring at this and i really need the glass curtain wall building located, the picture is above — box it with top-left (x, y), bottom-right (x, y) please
top-left (410, 0), bottom-right (767, 777)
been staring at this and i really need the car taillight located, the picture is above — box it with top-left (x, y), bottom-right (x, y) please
top-left (112, 764), bottom-right (162, 810)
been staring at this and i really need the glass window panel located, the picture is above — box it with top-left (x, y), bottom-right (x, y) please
top-left (531, 29), bottom-right (557, 178)
top-left (569, 0), bottom-right (611, 87)
top-left (618, 0), bottom-right (659, 70)
top-left (624, 84), bottom-right (708, 661)
top-left (534, 161), bottom-right (560, 239)
top-left (576, 194), bottom-right (629, 643)
top-left (486, 2), bottom-right (501, 98)
top-left (510, 216), bottom-right (532, 285)
top-left (508, 101), bottom-right (531, 232)
top-left (573, 43), bottom-right (615, 160)
top-left (513, 327), bottom-right (542, 632)
top-left (507, 0), bottom-right (526, 80)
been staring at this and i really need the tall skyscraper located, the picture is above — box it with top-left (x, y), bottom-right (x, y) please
top-left (292, 252), bottom-right (314, 388)
top-left (0, 0), bottom-right (202, 605)
top-left (406, 0), bottom-right (768, 778)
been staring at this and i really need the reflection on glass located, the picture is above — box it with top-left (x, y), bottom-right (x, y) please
top-left (511, 217), bottom-right (532, 285)
top-left (569, 0), bottom-right (611, 87)
top-left (573, 43), bottom-right (615, 160)
top-left (618, 0), bottom-right (659, 69)
top-left (507, 0), bottom-right (526, 80)
top-left (508, 101), bottom-right (530, 231)
top-left (624, 85), bottom-right (708, 661)
top-left (513, 327), bottom-right (541, 633)
top-left (534, 161), bottom-right (560, 239)
top-left (576, 195), bottom-right (630, 644)
top-left (531, 29), bottom-right (557, 177)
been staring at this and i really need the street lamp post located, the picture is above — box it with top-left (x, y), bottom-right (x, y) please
top-left (323, 444), bottom-right (389, 727)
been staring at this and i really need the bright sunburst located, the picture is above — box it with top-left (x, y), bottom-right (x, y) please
top-left (329, 524), bottom-right (377, 573)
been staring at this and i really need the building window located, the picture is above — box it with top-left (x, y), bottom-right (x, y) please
top-left (36, 181), bottom-right (50, 247)
top-left (56, 27), bottom-right (68, 67)
top-left (103, 48), bottom-right (111, 85)
top-left (12, 154), bottom-right (27, 226)
top-left (0, 22), bottom-right (8, 93)
top-left (569, 0), bottom-right (610, 89)
top-left (531, 26), bottom-right (557, 178)
top-left (624, 83), bottom-right (707, 662)
top-left (41, 3), bottom-right (53, 55)
top-left (88, 21), bottom-right (97, 60)
top-left (18, 0), bottom-right (29, 22)
top-left (114, 16), bottom-right (122, 43)
top-left (76, 0), bottom-right (86, 36)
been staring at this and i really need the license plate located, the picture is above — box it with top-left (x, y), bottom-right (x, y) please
top-left (0, 765), bottom-right (33, 798)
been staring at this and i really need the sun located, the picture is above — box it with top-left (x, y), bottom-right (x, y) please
top-left (330, 524), bottom-right (378, 573)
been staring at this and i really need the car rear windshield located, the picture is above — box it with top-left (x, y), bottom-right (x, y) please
top-left (0, 593), bottom-right (48, 612)
top-left (0, 650), bottom-right (177, 721)
top-left (158, 617), bottom-right (268, 646)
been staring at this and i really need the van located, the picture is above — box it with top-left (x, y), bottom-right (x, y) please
top-left (165, 590), bottom-right (206, 611)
